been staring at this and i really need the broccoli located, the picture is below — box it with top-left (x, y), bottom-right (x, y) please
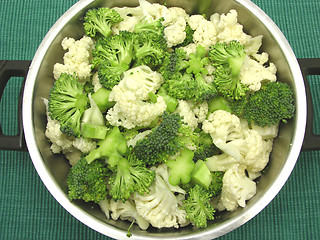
top-left (183, 184), bottom-right (216, 228)
top-left (133, 111), bottom-right (185, 165)
top-left (108, 151), bottom-right (155, 202)
top-left (233, 81), bottom-right (295, 127)
top-left (83, 8), bottom-right (123, 38)
top-left (161, 45), bottom-right (216, 102)
top-left (134, 17), bottom-right (165, 40)
top-left (133, 33), bottom-right (166, 67)
top-left (92, 31), bottom-right (136, 89)
top-left (166, 148), bottom-right (195, 186)
top-left (193, 131), bottom-right (220, 161)
top-left (85, 127), bottom-right (128, 166)
top-left (209, 40), bottom-right (248, 100)
top-left (48, 73), bottom-right (89, 137)
top-left (67, 156), bottom-right (110, 203)
top-left (210, 171), bottom-right (224, 197)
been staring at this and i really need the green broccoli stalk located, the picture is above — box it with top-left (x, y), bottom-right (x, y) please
top-left (209, 40), bottom-right (248, 100)
top-left (67, 156), bottom-right (110, 203)
top-left (183, 184), bottom-right (216, 228)
top-left (83, 8), bottom-right (123, 38)
top-left (85, 127), bottom-right (128, 166)
top-left (108, 151), bottom-right (155, 202)
top-left (48, 73), bottom-right (89, 137)
top-left (208, 95), bottom-right (233, 114)
top-left (166, 148), bottom-right (195, 186)
top-left (133, 112), bottom-right (185, 165)
top-left (234, 81), bottom-right (295, 127)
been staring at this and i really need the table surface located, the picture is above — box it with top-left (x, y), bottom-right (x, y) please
top-left (1, 0), bottom-right (320, 239)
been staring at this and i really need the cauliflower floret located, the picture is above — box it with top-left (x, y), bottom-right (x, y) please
top-left (217, 164), bottom-right (257, 211)
top-left (112, 6), bottom-right (143, 34)
top-left (211, 10), bottom-right (251, 46)
top-left (72, 137), bottom-right (96, 153)
top-left (106, 66), bottom-right (166, 129)
top-left (45, 117), bottom-right (74, 153)
top-left (240, 55), bottom-right (277, 91)
top-left (205, 153), bottom-right (239, 172)
top-left (134, 164), bottom-right (187, 229)
top-left (175, 100), bottom-right (198, 130)
top-left (99, 198), bottom-right (110, 219)
top-left (187, 100), bottom-right (209, 123)
top-left (91, 72), bottom-right (103, 92)
top-left (188, 15), bottom-right (217, 49)
top-left (53, 36), bottom-right (94, 82)
top-left (202, 110), bottom-right (244, 155)
top-left (110, 198), bottom-right (150, 230)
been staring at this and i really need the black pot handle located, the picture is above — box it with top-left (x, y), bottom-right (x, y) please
top-left (298, 58), bottom-right (320, 151)
top-left (0, 60), bottom-right (31, 151)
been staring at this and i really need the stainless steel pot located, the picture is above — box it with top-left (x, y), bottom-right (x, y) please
top-left (1, 0), bottom-right (320, 239)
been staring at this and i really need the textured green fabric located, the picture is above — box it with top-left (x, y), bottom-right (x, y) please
top-left (0, 0), bottom-right (319, 239)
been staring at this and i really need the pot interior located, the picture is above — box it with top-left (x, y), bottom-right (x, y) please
top-left (26, 0), bottom-right (305, 239)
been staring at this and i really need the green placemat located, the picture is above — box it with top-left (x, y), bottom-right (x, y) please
top-left (1, 0), bottom-right (319, 239)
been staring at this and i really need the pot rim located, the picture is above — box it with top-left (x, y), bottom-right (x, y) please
top-left (22, 0), bottom-right (307, 239)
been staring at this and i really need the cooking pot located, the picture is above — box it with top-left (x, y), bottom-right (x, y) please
top-left (1, 0), bottom-right (320, 239)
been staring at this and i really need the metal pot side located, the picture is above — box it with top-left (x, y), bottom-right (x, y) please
top-left (22, 0), bottom-right (306, 239)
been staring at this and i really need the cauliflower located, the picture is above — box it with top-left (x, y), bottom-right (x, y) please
top-left (188, 15), bottom-right (217, 49)
top-left (240, 55), bottom-right (277, 91)
top-left (203, 110), bottom-right (274, 173)
top-left (175, 100), bottom-right (198, 130)
top-left (175, 100), bottom-right (209, 130)
top-left (112, 6), bottom-right (143, 34)
top-left (53, 36), bottom-right (94, 82)
top-left (109, 198), bottom-right (150, 230)
top-left (106, 65), bottom-right (167, 129)
top-left (202, 110), bottom-right (244, 156)
top-left (216, 164), bottom-right (256, 211)
top-left (211, 10), bottom-right (252, 46)
top-left (134, 164), bottom-right (187, 229)
top-left (99, 198), bottom-right (110, 219)
top-left (91, 72), bottom-right (103, 92)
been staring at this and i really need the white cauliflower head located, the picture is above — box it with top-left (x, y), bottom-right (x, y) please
top-left (188, 15), bottom-right (217, 49)
top-left (134, 164), bottom-right (187, 229)
top-left (217, 164), bottom-right (257, 211)
top-left (53, 36), bottom-right (94, 82)
top-left (106, 65), bottom-right (166, 129)
top-left (109, 198), bottom-right (150, 230)
top-left (240, 55), bottom-right (277, 91)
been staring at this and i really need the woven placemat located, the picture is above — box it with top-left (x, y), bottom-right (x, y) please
top-left (1, 0), bottom-right (319, 239)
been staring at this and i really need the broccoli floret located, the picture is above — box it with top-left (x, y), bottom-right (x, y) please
top-left (108, 151), bottom-right (155, 202)
top-left (161, 45), bottom-right (216, 102)
top-left (67, 156), bottom-right (110, 203)
top-left (83, 8), bottom-right (123, 38)
top-left (85, 127), bottom-right (128, 166)
top-left (183, 184), bottom-right (216, 228)
top-left (134, 17), bottom-right (165, 39)
top-left (48, 73), bottom-right (89, 137)
top-left (193, 131), bottom-right (220, 161)
top-left (133, 111), bottom-right (185, 165)
top-left (209, 40), bottom-right (248, 100)
top-left (166, 148), bottom-right (195, 186)
top-left (176, 22), bottom-right (195, 48)
top-left (133, 33), bottom-right (166, 67)
top-left (210, 171), bottom-right (224, 197)
top-left (235, 81), bottom-right (295, 127)
top-left (92, 31), bottom-right (136, 89)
